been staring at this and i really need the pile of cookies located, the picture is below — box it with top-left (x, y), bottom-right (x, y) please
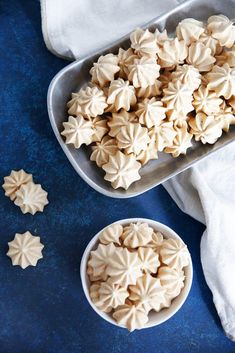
top-left (61, 14), bottom-right (235, 190)
top-left (87, 221), bottom-right (190, 332)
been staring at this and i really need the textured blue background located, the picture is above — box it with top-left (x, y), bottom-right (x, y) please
top-left (0, 1), bottom-right (234, 352)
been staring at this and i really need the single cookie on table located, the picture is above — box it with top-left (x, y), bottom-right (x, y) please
top-left (2, 169), bottom-right (32, 201)
top-left (14, 181), bottom-right (48, 215)
top-left (7, 231), bottom-right (44, 269)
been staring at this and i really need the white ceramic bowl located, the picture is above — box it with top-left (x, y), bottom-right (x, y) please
top-left (80, 218), bottom-right (193, 330)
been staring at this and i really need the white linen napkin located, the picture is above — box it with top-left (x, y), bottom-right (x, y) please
top-left (40, 0), bottom-right (235, 340)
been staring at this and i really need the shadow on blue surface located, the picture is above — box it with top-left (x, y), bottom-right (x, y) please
top-left (0, 1), bottom-right (234, 352)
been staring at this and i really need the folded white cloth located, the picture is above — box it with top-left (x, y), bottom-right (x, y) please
top-left (164, 142), bottom-right (235, 341)
top-left (41, 0), bottom-right (183, 59)
top-left (41, 0), bottom-right (235, 340)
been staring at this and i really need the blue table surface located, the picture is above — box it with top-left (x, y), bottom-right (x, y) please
top-left (0, 1), bottom-right (234, 352)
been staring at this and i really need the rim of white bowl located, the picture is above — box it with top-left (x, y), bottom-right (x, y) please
top-left (80, 218), bottom-right (193, 330)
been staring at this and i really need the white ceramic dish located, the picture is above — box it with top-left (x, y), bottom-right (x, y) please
top-left (48, 0), bottom-right (235, 199)
top-left (80, 218), bottom-right (193, 330)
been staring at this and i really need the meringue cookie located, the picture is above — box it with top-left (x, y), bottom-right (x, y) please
top-left (198, 31), bottom-right (222, 56)
top-left (113, 302), bottom-right (148, 332)
top-left (90, 136), bottom-right (118, 167)
top-left (136, 98), bottom-right (166, 128)
top-left (189, 113), bottom-right (223, 144)
top-left (90, 53), bottom-right (120, 87)
top-left (98, 278), bottom-right (129, 309)
top-left (160, 238), bottom-right (190, 269)
top-left (147, 231), bottom-right (164, 249)
top-left (99, 223), bottom-right (123, 245)
top-left (207, 14), bottom-right (235, 48)
top-left (67, 92), bottom-right (86, 116)
top-left (128, 56), bottom-right (160, 88)
top-left (91, 116), bottom-right (108, 142)
top-left (61, 115), bottom-right (94, 148)
top-left (151, 121), bottom-right (177, 152)
top-left (186, 42), bottom-right (216, 72)
top-left (108, 110), bottom-right (137, 137)
top-left (158, 266), bottom-right (185, 299)
top-left (116, 123), bottom-right (150, 155)
top-left (193, 85), bottom-right (223, 115)
top-left (171, 64), bottom-right (201, 91)
top-left (136, 80), bottom-right (162, 99)
top-left (87, 265), bottom-right (105, 282)
top-left (102, 151), bottom-right (141, 190)
top-left (14, 181), bottom-right (48, 215)
top-left (90, 282), bottom-right (112, 313)
top-left (154, 28), bottom-right (171, 47)
top-left (206, 63), bottom-right (235, 100)
top-left (158, 38), bottom-right (188, 68)
top-left (129, 274), bottom-right (166, 312)
top-left (122, 222), bottom-right (153, 248)
top-left (162, 81), bottom-right (194, 115)
top-left (166, 110), bottom-right (189, 128)
top-left (138, 247), bottom-right (160, 274)
top-left (74, 86), bottom-right (108, 117)
top-left (7, 231), bottom-right (44, 269)
top-left (117, 48), bottom-right (138, 79)
top-left (214, 103), bottom-right (235, 132)
top-left (2, 169), bottom-right (33, 201)
top-left (130, 28), bottom-right (159, 57)
top-left (106, 247), bottom-right (142, 287)
top-left (88, 243), bottom-right (116, 277)
top-left (107, 78), bottom-right (136, 111)
top-left (136, 131), bottom-right (158, 165)
top-left (164, 125), bottom-right (193, 157)
top-left (176, 18), bottom-right (205, 45)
